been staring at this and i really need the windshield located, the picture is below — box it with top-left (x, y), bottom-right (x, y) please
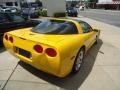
top-left (32, 20), bottom-right (78, 34)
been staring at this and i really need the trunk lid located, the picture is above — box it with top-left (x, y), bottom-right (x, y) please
top-left (7, 28), bottom-right (68, 45)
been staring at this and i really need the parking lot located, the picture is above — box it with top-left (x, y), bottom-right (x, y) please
top-left (0, 16), bottom-right (120, 90)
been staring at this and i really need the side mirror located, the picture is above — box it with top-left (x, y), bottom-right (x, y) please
top-left (93, 29), bottom-right (99, 32)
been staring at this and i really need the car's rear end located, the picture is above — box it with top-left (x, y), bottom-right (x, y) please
top-left (3, 28), bottom-right (68, 77)
top-left (3, 18), bottom-right (82, 77)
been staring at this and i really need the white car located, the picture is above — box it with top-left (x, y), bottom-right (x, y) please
top-left (0, 7), bottom-right (17, 13)
top-left (0, 7), bottom-right (10, 12)
top-left (79, 6), bottom-right (84, 11)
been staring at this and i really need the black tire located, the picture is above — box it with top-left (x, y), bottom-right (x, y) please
top-left (72, 47), bottom-right (85, 73)
top-left (95, 36), bottom-right (99, 44)
top-left (75, 13), bottom-right (78, 17)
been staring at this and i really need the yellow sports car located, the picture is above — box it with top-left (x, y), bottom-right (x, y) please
top-left (3, 18), bottom-right (100, 77)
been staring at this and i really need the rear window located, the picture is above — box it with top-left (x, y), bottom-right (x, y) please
top-left (7, 13), bottom-right (25, 22)
top-left (32, 20), bottom-right (78, 34)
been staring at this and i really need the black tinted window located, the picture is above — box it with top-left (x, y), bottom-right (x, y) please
top-left (0, 17), bottom-right (4, 23)
top-left (32, 20), bottom-right (78, 34)
top-left (7, 13), bottom-right (25, 22)
top-left (63, 22), bottom-right (78, 34)
top-left (0, 13), bottom-right (8, 23)
top-left (80, 22), bottom-right (92, 33)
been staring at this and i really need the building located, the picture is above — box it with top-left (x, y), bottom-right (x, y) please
top-left (42, 0), bottom-right (66, 16)
top-left (97, 0), bottom-right (120, 10)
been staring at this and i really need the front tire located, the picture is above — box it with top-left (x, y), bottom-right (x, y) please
top-left (72, 48), bottom-right (85, 73)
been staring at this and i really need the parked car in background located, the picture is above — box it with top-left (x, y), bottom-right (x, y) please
top-left (8, 7), bottom-right (18, 12)
top-left (0, 6), bottom-right (10, 12)
top-left (0, 6), bottom-right (19, 13)
top-left (0, 12), bottom-right (40, 45)
top-left (79, 5), bottom-right (84, 11)
top-left (21, 7), bottom-right (39, 18)
top-left (67, 7), bottom-right (78, 17)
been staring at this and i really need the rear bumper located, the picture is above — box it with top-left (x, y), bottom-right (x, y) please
top-left (3, 37), bottom-right (71, 78)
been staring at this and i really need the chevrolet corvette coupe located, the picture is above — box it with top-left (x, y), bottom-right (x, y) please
top-left (3, 18), bottom-right (100, 77)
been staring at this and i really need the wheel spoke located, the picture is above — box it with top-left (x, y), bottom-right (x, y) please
top-left (75, 50), bottom-right (84, 71)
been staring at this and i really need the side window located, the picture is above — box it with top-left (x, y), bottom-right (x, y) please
top-left (59, 22), bottom-right (78, 34)
top-left (66, 23), bottom-right (78, 34)
top-left (12, 15), bottom-right (25, 22)
top-left (80, 22), bottom-right (93, 33)
top-left (8, 14), bottom-right (25, 22)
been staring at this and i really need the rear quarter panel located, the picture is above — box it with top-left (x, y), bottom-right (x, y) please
top-left (57, 35), bottom-right (86, 77)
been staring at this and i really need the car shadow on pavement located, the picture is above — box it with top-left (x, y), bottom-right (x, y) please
top-left (19, 39), bottom-right (103, 90)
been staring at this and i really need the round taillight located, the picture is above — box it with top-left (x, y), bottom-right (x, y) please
top-left (45, 48), bottom-right (57, 57)
top-left (33, 45), bottom-right (43, 53)
top-left (9, 36), bottom-right (13, 43)
top-left (5, 35), bottom-right (8, 40)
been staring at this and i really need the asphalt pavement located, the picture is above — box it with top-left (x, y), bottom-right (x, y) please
top-left (78, 9), bottom-right (120, 27)
top-left (0, 16), bottom-right (120, 90)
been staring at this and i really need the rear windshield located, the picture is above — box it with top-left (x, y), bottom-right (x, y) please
top-left (31, 20), bottom-right (78, 34)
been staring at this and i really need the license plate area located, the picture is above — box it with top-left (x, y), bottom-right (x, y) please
top-left (14, 47), bottom-right (31, 58)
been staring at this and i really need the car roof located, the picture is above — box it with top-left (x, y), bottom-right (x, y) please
top-left (34, 18), bottom-right (84, 23)
top-left (32, 18), bottom-right (85, 34)
top-left (71, 19), bottom-right (86, 23)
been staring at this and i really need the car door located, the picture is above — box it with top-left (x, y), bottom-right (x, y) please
top-left (0, 13), bottom-right (12, 33)
top-left (80, 21), bottom-right (95, 50)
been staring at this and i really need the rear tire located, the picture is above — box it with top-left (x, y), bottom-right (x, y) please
top-left (95, 36), bottom-right (99, 44)
top-left (72, 48), bottom-right (85, 73)
top-left (74, 13), bottom-right (78, 17)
